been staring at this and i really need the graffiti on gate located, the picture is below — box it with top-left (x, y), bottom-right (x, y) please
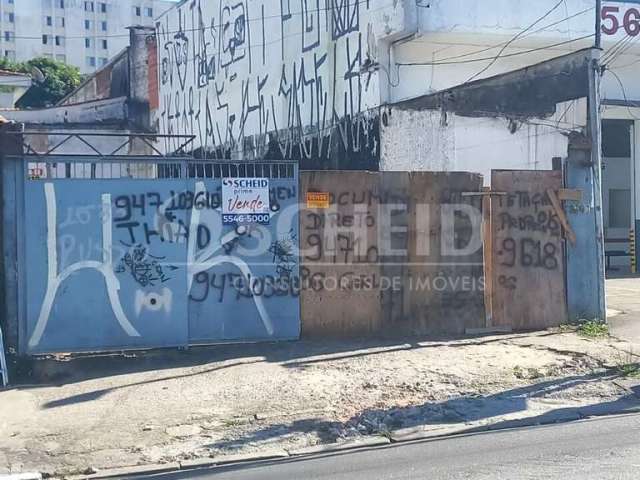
top-left (156, 0), bottom-right (402, 166)
top-left (25, 178), bottom-right (300, 352)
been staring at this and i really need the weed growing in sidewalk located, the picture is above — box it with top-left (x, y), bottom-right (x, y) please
top-left (617, 363), bottom-right (640, 378)
top-left (614, 350), bottom-right (640, 378)
top-left (577, 321), bottom-right (609, 338)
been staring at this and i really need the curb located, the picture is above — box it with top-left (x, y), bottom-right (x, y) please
top-left (42, 406), bottom-right (640, 479)
top-left (390, 424), bottom-right (474, 443)
top-left (179, 449), bottom-right (290, 470)
top-left (288, 435), bottom-right (391, 456)
top-left (73, 463), bottom-right (181, 480)
top-left (0, 474), bottom-right (43, 480)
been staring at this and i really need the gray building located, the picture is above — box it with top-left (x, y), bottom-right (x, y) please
top-left (0, 0), bottom-right (174, 73)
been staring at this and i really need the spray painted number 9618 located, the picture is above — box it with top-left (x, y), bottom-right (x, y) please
top-left (499, 238), bottom-right (559, 271)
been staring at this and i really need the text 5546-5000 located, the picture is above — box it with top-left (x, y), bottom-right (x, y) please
top-left (222, 214), bottom-right (271, 225)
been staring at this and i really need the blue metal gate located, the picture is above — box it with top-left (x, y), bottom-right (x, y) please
top-left (14, 156), bottom-right (300, 355)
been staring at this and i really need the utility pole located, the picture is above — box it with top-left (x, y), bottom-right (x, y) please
top-left (596, 0), bottom-right (602, 49)
top-left (589, 0), bottom-right (606, 320)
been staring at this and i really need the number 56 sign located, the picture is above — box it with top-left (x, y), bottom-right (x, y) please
top-left (602, 3), bottom-right (640, 36)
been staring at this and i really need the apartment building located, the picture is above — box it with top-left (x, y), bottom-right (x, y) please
top-left (0, 0), bottom-right (174, 73)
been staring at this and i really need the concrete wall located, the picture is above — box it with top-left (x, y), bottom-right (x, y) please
top-left (58, 49), bottom-right (130, 106)
top-left (380, 99), bottom-right (587, 183)
top-left (155, 0), bottom-right (601, 177)
top-left (393, 1), bottom-right (640, 103)
top-left (0, 73), bottom-right (31, 108)
top-left (0, 96), bottom-right (128, 125)
top-left (156, 0), bottom-right (411, 167)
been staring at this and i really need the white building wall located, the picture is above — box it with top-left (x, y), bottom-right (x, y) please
top-left (392, 0), bottom-right (640, 104)
top-left (0, 0), bottom-right (175, 73)
top-left (156, 0), bottom-right (410, 155)
top-left (380, 99), bottom-right (587, 184)
top-left (155, 0), bottom-right (640, 181)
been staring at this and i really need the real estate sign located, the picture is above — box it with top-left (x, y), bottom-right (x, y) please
top-left (222, 178), bottom-right (271, 225)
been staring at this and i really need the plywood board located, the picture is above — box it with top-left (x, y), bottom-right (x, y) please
top-left (300, 171), bottom-right (382, 337)
top-left (404, 172), bottom-right (485, 335)
top-left (491, 170), bottom-right (568, 329)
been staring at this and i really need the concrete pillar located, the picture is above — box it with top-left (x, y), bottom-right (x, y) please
top-left (0, 122), bottom-right (24, 353)
top-left (565, 136), bottom-right (602, 321)
top-left (127, 25), bottom-right (156, 131)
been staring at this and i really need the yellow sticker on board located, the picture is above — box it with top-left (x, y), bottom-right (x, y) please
top-left (306, 192), bottom-right (330, 209)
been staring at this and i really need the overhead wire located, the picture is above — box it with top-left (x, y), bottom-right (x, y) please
top-left (396, 35), bottom-right (595, 67)
top-left (602, 33), bottom-right (639, 64)
top-left (604, 67), bottom-right (640, 120)
top-left (463, 0), bottom-right (566, 83)
top-left (408, 6), bottom-right (593, 64)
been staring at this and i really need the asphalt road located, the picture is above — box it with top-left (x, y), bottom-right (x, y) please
top-left (143, 414), bottom-right (640, 480)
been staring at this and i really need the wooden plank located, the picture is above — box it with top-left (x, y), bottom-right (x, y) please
top-left (406, 172), bottom-right (485, 335)
top-left (547, 188), bottom-right (577, 246)
top-left (482, 187), bottom-right (494, 329)
top-left (299, 171), bottom-right (382, 337)
top-left (557, 188), bottom-right (582, 202)
top-left (491, 170), bottom-right (568, 330)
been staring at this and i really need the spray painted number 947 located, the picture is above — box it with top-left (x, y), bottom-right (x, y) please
top-left (602, 6), bottom-right (640, 36)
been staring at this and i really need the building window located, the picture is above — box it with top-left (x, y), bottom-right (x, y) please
top-left (145, 7), bottom-right (153, 17)
top-left (57, 0), bottom-right (64, 8)
top-left (55, 35), bottom-right (63, 46)
top-left (99, 2), bottom-right (106, 13)
top-left (4, 12), bottom-right (14, 23)
top-left (42, 34), bottom-right (49, 45)
top-left (45, 16), bottom-right (53, 26)
top-left (4, 31), bottom-right (14, 42)
top-left (610, 189), bottom-right (631, 228)
top-left (99, 57), bottom-right (108, 66)
top-left (84, 1), bottom-right (93, 12)
top-left (85, 38), bottom-right (91, 48)
top-left (101, 39), bottom-right (107, 49)
top-left (4, 50), bottom-right (15, 61)
top-left (87, 56), bottom-right (96, 67)
top-left (134, 6), bottom-right (141, 16)
top-left (85, 20), bottom-right (92, 30)
top-left (56, 17), bottom-right (65, 28)
top-left (101, 21), bottom-right (107, 31)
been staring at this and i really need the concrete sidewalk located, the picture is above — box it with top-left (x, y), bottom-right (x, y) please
top-left (607, 278), bottom-right (640, 349)
top-left (1, 331), bottom-right (639, 478)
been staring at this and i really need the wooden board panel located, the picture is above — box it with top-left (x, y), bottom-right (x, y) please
top-left (300, 171), bottom-right (382, 337)
top-left (404, 172), bottom-right (485, 335)
top-left (491, 170), bottom-right (567, 329)
top-left (300, 171), bottom-right (486, 338)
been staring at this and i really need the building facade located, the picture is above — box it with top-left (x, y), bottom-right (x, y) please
top-left (155, 0), bottom-right (640, 274)
top-left (0, 0), bottom-right (174, 73)
top-left (0, 68), bottom-right (30, 106)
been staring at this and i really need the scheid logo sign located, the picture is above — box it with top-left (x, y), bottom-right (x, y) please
top-left (222, 179), bottom-right (269, 189)
top-left (222, 177), bottom-right (271, 225)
